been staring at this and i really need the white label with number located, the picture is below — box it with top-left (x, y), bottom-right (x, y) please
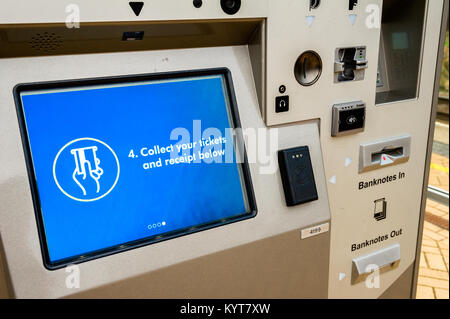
top-left (301, 222), bottom-right (330, 239)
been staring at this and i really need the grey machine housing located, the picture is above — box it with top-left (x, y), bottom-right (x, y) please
top-left (0, 0), bottom-right (448, 299)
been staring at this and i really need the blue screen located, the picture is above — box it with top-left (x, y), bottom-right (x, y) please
top-left (19, 73), bottom-right (252, 265)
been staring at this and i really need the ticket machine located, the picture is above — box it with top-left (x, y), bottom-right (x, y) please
top-left (0, 0), bottom-right (447, 298)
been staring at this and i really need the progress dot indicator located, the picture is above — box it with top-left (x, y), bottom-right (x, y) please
top-left (148, 221), bottom-right (167, 230)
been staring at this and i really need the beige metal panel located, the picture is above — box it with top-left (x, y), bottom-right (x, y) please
top-left (0, 240), bottom-right (12, 298)
top-left (326, 0), bottom-right (445, 298)
top-left (265, 0), bottom-right (383, 126)
top-left (0, 0), bottom-right (445, 299)
top-left (69, 230), bottom-right (330, 299)
top-left (0, 45), bottom-right (331, 298)
top-left (379, 264), bottom-right (414, 299)
top-left (0, 0), bottom-right (269, 24)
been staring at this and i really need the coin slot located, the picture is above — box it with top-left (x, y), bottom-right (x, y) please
top-left (309, 0), bottom-right (321, 10)
top-left (294, 51), bottom-right (322, 86)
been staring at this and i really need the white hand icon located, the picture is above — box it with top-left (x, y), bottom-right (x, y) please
top-left (71, 147), bottom-right (104, 196)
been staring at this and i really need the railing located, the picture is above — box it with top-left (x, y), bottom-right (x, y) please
top-left (428, 185), bottom-right (450, 206)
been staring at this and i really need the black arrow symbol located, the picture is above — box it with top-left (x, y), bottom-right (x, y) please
top-left (129, 2), bottom-right (144, 16)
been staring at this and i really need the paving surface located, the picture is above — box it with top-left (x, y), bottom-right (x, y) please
top-left (417, 200), bottom-right (449, 299)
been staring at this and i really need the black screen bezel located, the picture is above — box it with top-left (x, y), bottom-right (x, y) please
top-left (14, 68), bottom-right (257, 270)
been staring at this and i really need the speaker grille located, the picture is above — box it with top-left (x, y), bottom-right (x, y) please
top-left (28, 32), bottom-right (63, 52)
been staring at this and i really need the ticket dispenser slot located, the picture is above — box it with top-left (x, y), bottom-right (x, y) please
top-left (352, 244), bottom-right (401, 284)
top-left (359, 135), bottom-right (411, 173)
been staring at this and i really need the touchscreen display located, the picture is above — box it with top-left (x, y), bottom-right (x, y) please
top-left (15, 69), bottom-right (256, 269)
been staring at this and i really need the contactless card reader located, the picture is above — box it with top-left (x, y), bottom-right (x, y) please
top-left (278, 146), bottom-right (318, 207)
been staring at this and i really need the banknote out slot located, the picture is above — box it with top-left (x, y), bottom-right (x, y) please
top-left (352, 244), bottom-right (401, 285)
